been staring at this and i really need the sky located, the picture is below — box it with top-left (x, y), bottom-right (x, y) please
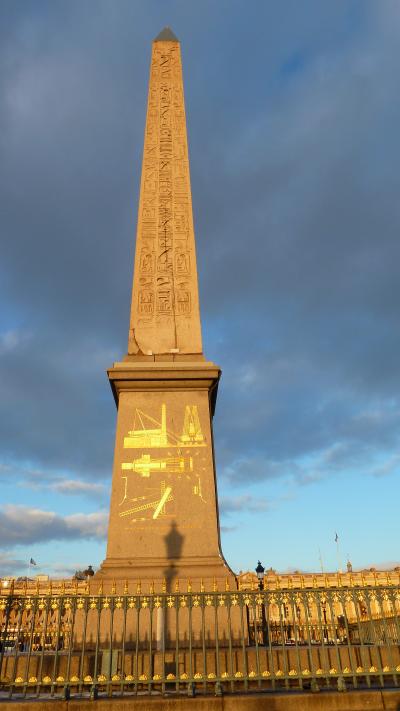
top-left (0, 0), bottom-right (399, 579)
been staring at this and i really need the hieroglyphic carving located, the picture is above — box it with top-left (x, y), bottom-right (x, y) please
top-left (128, 36), bottom-right (202, 354)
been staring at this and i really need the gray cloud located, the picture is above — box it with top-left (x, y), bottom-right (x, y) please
top-left (0, 505), bottom-right (108, 546)
top-left (50, 479), bottom-right (107, 498)
top-left (0, 553), bottom-right (28, 577)
top-left (220, 495), bottom-right (272, 515)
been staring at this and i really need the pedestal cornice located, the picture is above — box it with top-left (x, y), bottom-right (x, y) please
top-left (108, 359), bottom-right (221, 415)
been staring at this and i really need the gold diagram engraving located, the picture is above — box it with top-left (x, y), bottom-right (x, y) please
top-left (123, 404), bottom-right (205, 449)
top-left (119, 404), bottom-right (207, 523)
top-left (121, 454), bottom-right (193, 478)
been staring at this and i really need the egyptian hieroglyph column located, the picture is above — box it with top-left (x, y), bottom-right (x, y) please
top-left (98, 28), bottom-right (234, 588)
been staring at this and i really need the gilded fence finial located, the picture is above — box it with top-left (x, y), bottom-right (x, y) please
top-left (123, 580), bottom-right (129, 594)
top-left (187, 579), bottom-right (192, 593)
top-left (23, 578), bottom-right (27, 595)
top-left (98, 581), bottom-right (103, 595)
top-left (213, 578), bottom-right (217, 592)
top-left (175, 579), bottom-right (180, 593)
top-left (61, 580), bottom-right (66, 594)
top-left (300, 576), bottom-right (305, 589)
top-left (136, 581), bottom-right (141, 595)
top-left (111, 580), bottom-right (116, 595)
top-left (262, 576), bottom-right (267, 591)
top-left (337, 572), bottom-right (342, 588)
top-left (349, 574), bottom-right (354, 587)
top-left (74, 579), bottom-right (78, 595)
top-left (276, 576), bottom-right (281, 590)
top-left (200, 579), bottom-right (204, 593)
top-left (150, 581), bottom-right (154, 594)
top-left (288, 576), bottom-right (293, 589)
top-left (162, 578), bottom-right (167, 593)
top-left (36, 579), bottom-right (40, 595)
top-left (225, 578), bottom-right (230, 592)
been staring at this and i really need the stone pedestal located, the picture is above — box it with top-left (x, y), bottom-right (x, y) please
top-left (97, 360), bottom-right (235, 588)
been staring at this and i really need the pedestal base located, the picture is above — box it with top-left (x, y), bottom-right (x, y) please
top-left (95, 554), bottom-right (237, 591)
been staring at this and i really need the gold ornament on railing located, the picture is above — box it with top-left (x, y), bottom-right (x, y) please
top-left (111, 580), bottom-right (116, 594)
top-left (123, 580), bottom-right (129, 594)
top-left (136, 581), bottom-right (141, 595)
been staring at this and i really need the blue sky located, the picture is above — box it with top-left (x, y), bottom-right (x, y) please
top-left (0, 0), bottom-right (399, 578)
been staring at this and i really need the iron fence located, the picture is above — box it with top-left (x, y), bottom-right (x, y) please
top-left (1, 580), bottom-right (399, 699)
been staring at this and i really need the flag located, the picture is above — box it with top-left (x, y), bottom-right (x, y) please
top-left (334, 533), bottom-right (338, 543)
top-left (29, 558), bottom-right (37, 566)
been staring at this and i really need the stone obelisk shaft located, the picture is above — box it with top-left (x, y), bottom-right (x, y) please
top-left (128, 33), bottom-right (202, 357)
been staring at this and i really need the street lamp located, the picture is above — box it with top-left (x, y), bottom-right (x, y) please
top-left (255, 561), bottom-right (265, 590)
top-left (255, 561), bottom-right (268, 646)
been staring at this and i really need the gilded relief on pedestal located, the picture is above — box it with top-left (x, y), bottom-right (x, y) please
top-left (119, 404), bottom-right (207, 525)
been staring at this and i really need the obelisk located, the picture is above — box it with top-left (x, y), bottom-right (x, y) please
top-left (98, 28), bottom-right (234, 588)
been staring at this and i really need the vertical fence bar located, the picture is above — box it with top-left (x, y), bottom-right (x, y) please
top-left (352, 587), bottom-right (370, 687)
top-left (277, 593), bottom-right (289, 689)
top-left (77, 599), bottom-right (89, 697)
top-left (226, 597), bottom-right (234, 693)
top-left (264, 592), bottom-right (276, 691)
top-left (364, 588), bottom-right (384, 687)
top-left (92, 601), bottom-right (101, 692)
top-left (376, 589), bottom-right (396, 686)
top-left (302, 591), bottom-right (316, 688)
top-left (326, 591), bottom-right (344, 688)
top-left (251, 598), bottom-right (261, 687)
top-left (120, 596), bottom-right (128, 696)
top-left (315, 591), bottom-right (330, 689)
top-left (188, 596), bottom-right (193, 693)
top-left (289, 591), bottom-right (302, 690)
top-left (23, 598), bottom-right (38, 698)
top-left (36, 600), bottom-right (50, 698)
top-left (134, 602), bottom-right (139, 695)
top-left (0, 594), bottom-right (13, 689)
top-left (175, 597), bottom-right (179, 692)
top-left (51, 598), bottom-right (65, 697)
top-left (239, 597), bottom-right (248, 692)
top-left (8, 600), bottom-right (22, 698)
top-left (339, 590), bottom-right (357, 689)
